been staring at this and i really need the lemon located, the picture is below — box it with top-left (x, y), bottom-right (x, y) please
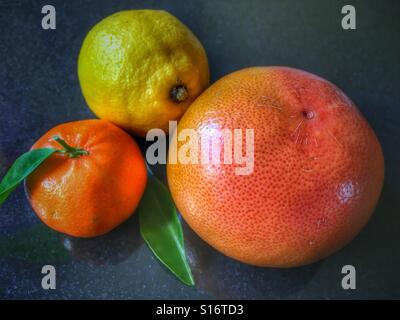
top-left (78, 10), bottom-right (210, 136)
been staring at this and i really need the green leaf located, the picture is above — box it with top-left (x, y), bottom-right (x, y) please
top-left (138, 175), bottom-right (195, 286)
top-left (0, 148), bottom-right (57, 206)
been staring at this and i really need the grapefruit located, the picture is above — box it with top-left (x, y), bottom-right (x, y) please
top-left (167, 67), bottom-right (384, 267)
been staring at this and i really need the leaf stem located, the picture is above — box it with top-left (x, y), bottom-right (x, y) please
top-left (52, 136), bottom-right (89, 158)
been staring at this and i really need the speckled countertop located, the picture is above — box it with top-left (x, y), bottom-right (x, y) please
top-left (0, 0), bottom-right (399, 299)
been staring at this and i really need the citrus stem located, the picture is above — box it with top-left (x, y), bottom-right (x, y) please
top-left (170, 85), bottom-right (188, 103)
top-left (52, 136), bottom-right (89, 158)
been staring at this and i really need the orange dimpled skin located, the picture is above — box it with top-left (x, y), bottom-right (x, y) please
top-left (26, 119), bottom-right (147, 238)
top-left (167, 67), bottom-right (385, 267)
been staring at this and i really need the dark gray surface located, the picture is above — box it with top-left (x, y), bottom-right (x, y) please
top-left (0, 0), bottom-right (399, 299)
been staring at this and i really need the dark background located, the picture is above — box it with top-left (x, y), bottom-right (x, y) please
top-left (0, 0), bottom-right (399, 299)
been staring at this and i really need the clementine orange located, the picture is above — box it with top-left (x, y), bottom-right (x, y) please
top-left (167, 67), bottom-right (384, 267)
top-left (26, 119), bottom-right (147, 238)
